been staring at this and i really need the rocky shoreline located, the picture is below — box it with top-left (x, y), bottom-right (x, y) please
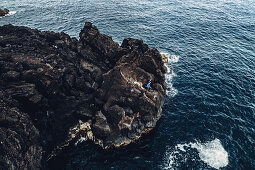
top-left (0, 22), bottom-right (167, 169)
top-left (0, 8), bottom-right (9, 17)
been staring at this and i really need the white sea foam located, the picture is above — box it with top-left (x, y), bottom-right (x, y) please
top-left (161, 52), bottom-right (180, 63)
top-left (74, 137), bottom-right (87, 146)
top-left (163, 138), bottom-right (229, 169)
top-left (191, 139), bottom-right (229, 169)
top-left (7, 11), bottom-right (16, 16)
top-left (161, 52), bottom-right (179, 97)
top-left (163, 143), bottom-right (190, 169)
top-left (0, 11), bottom-right (16, 18)
top-left (165, 71), bottom-right (178, 97)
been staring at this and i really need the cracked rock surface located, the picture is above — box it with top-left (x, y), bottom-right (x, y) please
top-left (0, 22), bottom-right (166, 169)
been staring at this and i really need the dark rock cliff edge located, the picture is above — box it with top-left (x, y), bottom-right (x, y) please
top-left (0, 22), bottom-right (167, 169)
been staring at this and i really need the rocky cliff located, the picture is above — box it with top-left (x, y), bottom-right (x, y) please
top-left (0, 22), bottom-right (166, 169)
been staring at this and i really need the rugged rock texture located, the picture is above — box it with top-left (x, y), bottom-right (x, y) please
top-left (0, 8), bottom-right (9, 17)
top-left (0, 22), bottom-right (166, 169)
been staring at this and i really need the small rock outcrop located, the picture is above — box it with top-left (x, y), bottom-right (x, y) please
top-left (0, 8), bottom-right (9, 17)
top-left (0, 22), bottom-right (166, 169)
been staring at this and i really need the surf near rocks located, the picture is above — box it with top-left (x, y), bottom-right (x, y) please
top-left (0, 22), bottom-right (167, 169)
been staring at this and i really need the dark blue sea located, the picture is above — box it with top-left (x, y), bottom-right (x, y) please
top-left (1, 0), bottom-right (255, 169)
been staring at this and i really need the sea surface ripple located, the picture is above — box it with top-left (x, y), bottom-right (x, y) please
top-left (1, 0), bottom-right (255, 169)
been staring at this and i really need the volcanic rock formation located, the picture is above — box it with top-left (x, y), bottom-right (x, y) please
top-left (0, 22), bottom-right (166, 169)
top-left (0, 8), bottom-right (9, 17)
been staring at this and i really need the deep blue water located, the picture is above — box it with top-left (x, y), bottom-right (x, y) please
top-left (1, 0), bottom-right (255, 169)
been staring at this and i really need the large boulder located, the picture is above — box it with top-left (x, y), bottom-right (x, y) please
top-left (0, 22), bottom-right (166, 169)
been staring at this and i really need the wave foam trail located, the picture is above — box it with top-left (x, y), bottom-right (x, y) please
top-left (161, 52), bottom-right (179, 97)
top-left (74, 137), bottom-right (87, 146)
top-left (191, 139), bottom-right (229, 169)
top-left (8, 11), bottom-right (17, 16)
top-left (163, 138), bottom-right (229, 169)
top-left (0, 11), bottom-right (16, 18)
top-left (165, 71), bottom-right (178, 97)
top-left (161, 53), bottom-right (180, 63)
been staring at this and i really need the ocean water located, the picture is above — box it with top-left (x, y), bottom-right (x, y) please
top-left (1, 0), bottom-right (255, 169)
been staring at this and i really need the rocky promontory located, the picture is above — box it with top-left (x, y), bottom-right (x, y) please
top-left (0, 8), bottom-right (9, 17)
top-left (0, 22), bottom-right (167, 169)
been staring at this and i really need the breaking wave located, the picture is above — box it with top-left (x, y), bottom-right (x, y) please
top-left (74, 137), bottom-right (87, 146)
top-left (162, 53), bottom-right (180, 63)
top-left (163, 138), bottom-right (229, 169)
top-left (161, 52), bottom-right (179, 97)
top-left (0, 11), bottom-right (16, 18)
top-left (7, 11), bottom-right (16, 16)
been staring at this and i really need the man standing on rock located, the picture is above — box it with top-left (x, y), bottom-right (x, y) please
top-left (146, 80), bottom-right (151, 91)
